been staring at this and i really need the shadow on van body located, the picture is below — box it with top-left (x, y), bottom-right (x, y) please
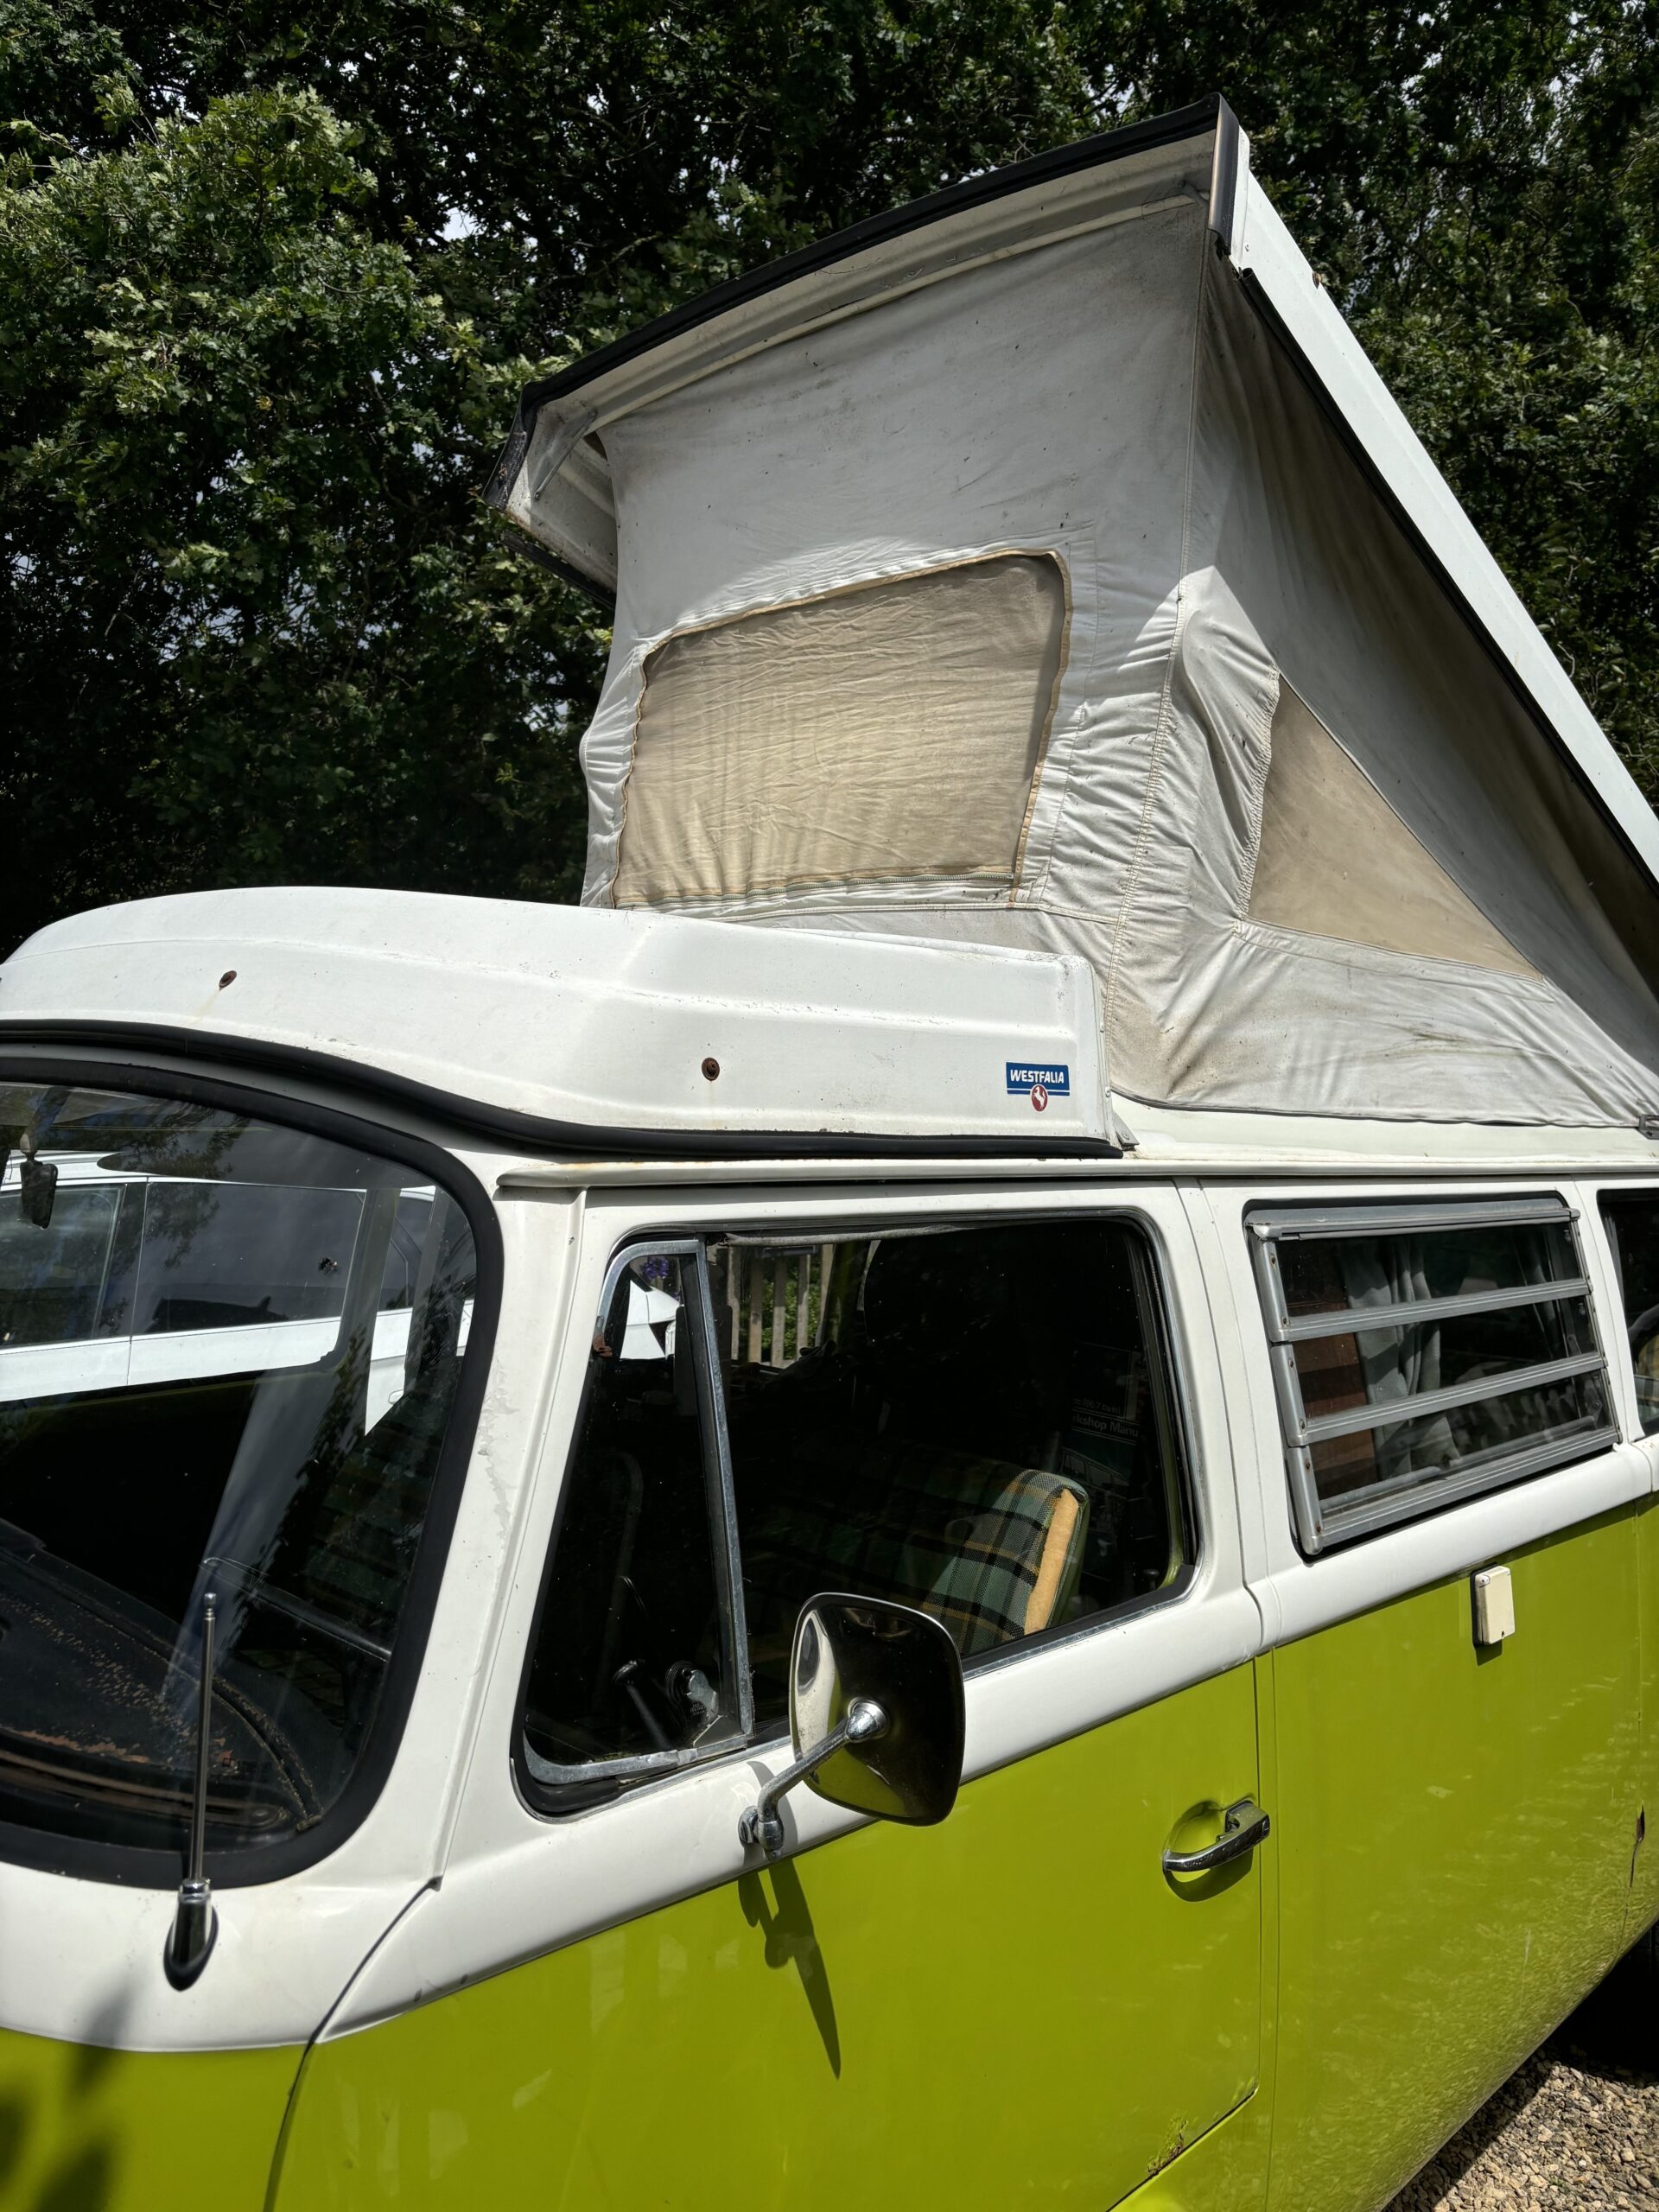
top-left (739, 1859), bottom-right (842, 2076)
top-left (0, 2022), bottom-right (297, 2211)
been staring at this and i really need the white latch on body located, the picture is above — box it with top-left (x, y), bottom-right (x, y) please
top-left (1471, 1564), bottom-right (1516, 1648)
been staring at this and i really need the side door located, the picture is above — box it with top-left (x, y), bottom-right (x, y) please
top-left (1586, 1182), bottom-right (1659, 1944)
top-left (1205, 1180), bottom-right (1646, 2212)
top-left (274, 1184), bottom-right (1271, 2212)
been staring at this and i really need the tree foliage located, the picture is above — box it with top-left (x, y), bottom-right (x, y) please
top-left (3, 0), bottom-right (1656, 949)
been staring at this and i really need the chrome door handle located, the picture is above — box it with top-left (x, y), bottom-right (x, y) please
top-left (1162, 1796), bottom-right (1271, 1876)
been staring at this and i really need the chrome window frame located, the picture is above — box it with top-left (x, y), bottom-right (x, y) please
top-left (517, 1237), bottom-right (755, 1793)
top-left (517, 1205), bottom-right (1201, 1808)
top-left (1249, 1192), bottom-right (1618, 1554)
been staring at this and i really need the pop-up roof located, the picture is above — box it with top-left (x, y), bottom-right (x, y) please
top-left (492, 98), bottom-right (1659, 1130)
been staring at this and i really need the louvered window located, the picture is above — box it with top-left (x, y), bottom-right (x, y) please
top-left (1249, 1197), bottom-right (1616, 1552)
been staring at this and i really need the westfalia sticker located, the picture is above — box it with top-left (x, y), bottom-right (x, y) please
top-left (1006, 1062), bottom-right (1071, 1113)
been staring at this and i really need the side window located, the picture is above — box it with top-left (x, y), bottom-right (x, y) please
top-left (1251, 1197), bottom-right (1617, 1553)
top-left (133, 1181), bottom-right (363, 1335)
top-left (1599, 1193), bottom-right (1659, 1434)
top-left (713, 1222), bottom-right (1189, 1730)
top-left (0, 1179), bottom-right (127, 1349)
top-left (518, 1248), bottom-right (748, 1801)
top-left (518, 1217), bottom-right (1192, 1805)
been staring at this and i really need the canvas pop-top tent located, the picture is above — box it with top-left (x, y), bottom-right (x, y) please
top-left (490, 98), bottom-right (1659, 1131)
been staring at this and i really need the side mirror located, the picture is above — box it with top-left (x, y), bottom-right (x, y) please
top-left (739, 1594), bottom-right (965, 1859)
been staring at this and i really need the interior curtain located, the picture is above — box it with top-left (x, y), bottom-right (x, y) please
top-left (1340, 1238), bottom-right (1450, 1484)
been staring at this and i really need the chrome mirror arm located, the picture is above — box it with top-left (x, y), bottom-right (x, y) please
top-left (738, 1698), bottom-right (887, 1859)
top-left (165, 1589), bottom-right (219, 1990)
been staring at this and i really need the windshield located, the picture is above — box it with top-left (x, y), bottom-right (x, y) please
top-left (0, 1078), bottom-right (480, 1866)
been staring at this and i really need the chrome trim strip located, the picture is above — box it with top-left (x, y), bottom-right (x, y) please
top-left (524, 1236), bottom-right (751, 1789)
top-left (690, 1243), bottom-right (754, 1741)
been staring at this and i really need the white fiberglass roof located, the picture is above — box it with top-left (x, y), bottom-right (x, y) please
top-left (0, 887), bottom-right (1112, 1154)
top-left (9, 889), bottom-right (1659, 1171)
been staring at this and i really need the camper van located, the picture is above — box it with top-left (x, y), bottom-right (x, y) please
top-left (4, 95), bottom-right (1659, 2212)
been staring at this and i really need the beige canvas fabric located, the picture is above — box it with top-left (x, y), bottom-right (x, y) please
top-left (612, 553), bottom-right (1068, 906)
top-left (540, 158), bottom-right (1659, 1126)
top-left (1249, 685), bottom-right (1536, 976)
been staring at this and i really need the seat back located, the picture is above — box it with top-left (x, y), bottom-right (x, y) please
top-left (743, 1435), bottom-right (1089, 1661)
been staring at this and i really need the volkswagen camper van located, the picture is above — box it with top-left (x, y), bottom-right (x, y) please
top-left (4, 96), bottom-right (1659, 2212)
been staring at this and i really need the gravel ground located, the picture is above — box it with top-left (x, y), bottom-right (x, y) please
top-left (1387, 1999), bottom-right (1659, 2211)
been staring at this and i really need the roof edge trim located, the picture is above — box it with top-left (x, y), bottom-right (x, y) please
top-left (505, 527), bottom-right (615, 611)
top-left (485, 98), bottom-right (1224, 524)
top-left (1230, 188), bottom-right (1659, 899)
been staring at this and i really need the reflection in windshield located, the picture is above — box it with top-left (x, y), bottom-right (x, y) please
top-left (0, 1082), bottom-right (479, 1861)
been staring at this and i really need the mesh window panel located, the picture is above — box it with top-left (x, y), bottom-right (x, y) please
top-left (1249, 683), bottom-right (1535, 975)
top-left (613, 552), bottom-right (1069, 905)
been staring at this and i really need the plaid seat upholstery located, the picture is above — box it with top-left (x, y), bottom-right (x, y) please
top-left (741, 1434), bottom-right (1089, 1660)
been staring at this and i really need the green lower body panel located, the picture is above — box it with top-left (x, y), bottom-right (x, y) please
top-left (274, 1665), bottom-right (1266, 2210)
top-left (1628, 1497), bottom-right (1659, 1943)
top-left (0, 2026), bottom-right (299, 2209)
top-left (1263, 1507), bottom-right (1642, 2212)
